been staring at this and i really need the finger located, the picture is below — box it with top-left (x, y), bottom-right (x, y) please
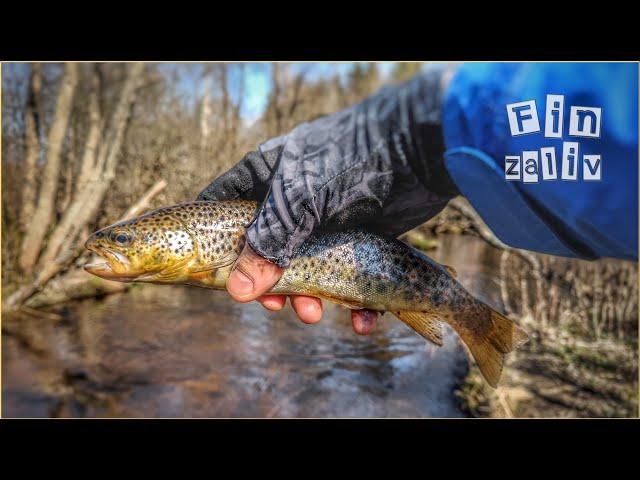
top-left (290, 295), bottom-right (323, 324)
top-left (351, 309), bottom-right (379, 335)
top-left (226, 244), bottom-right (283, 302)
top-left (257, 295), bottom-right (287, 311)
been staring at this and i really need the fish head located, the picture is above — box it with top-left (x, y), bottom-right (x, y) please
top-left (84, 207), bottom-right (197, 283)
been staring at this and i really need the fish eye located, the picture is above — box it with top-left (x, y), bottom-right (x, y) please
top-left (113, 232), bottom-right (133, 246)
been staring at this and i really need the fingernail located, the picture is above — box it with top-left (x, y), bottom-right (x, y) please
top-left (228, 268), bottom-right (254, 296)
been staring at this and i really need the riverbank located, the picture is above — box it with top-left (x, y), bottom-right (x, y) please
top-left (411, 203), bottom-right (640, 418)
top-left (455, 323), bottom-right (638, 418)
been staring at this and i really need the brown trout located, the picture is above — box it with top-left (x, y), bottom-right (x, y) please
top-left (84, 200), bottom-right (528, 387)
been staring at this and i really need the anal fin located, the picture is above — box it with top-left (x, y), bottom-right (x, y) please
top-left (393, 311), bottom-right (444, 347)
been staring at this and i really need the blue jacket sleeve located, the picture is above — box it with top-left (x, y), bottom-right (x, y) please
top-left (441, 62), bottom-right (638, 261)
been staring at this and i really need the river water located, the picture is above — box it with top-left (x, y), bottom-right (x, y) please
top-left (2, 235), bottom-right (503, 418)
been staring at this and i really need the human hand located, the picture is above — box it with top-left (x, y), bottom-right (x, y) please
top-left (198, 65), bottom-right (459, 334)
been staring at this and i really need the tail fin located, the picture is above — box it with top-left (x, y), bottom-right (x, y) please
top-left (449, 307), bottom-right (529, 388)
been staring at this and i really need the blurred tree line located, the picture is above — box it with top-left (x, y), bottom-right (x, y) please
top-left (2, 62), bottom-right (421, 309)
top-left (2, 61), bottom-right (635, 419)
top-left (1, 60), bottom-right (637, 346)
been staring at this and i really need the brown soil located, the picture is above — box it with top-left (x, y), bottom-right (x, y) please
top-left (455, 324), bottom-right (638, 418)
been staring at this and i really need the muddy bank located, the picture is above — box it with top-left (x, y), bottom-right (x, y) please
top-left (456, 331), bottom-right (638, 418)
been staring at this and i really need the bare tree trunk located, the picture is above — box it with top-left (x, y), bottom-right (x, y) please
top-left (287, 68), bottom-right (307, 119)
top-left (228, 64), bottom-right (245, 157)
top-left (23, 179), bottom-right (167, 310)
top-left (592, 268), bottom-right (603, 340)
top-left (499, 250), bottom-right (512, 315)
top-left (20, 63), bottom-right (43, 232)
top-left (520, 274), bottom-right (531, 319)
top-left (210, 64), bottom-right (231, 155)
top-left (59, 145), bottom-right (75, 214)
top-left (75, 64), bottom-right (102, 193)
top-left (5, 63), bottom-right (144, 311)
top-left (19, 63), bottom-right (79, 274)
top-left (219, 64), bottom-right (230, 137)
top-left (271, 63), bottom-right (283, 135)
top-left (36, 62), bottom-right (144, 274)
top-left (199, 80), bottom-right (212, 152)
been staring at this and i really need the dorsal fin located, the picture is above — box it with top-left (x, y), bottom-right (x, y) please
top-left (441, 264), bottom-right (457, 278)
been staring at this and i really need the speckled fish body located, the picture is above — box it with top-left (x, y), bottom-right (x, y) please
top-left (85, 200), bottom-right (528, 387)
top-left (275, 230), bottom-right (464, 311)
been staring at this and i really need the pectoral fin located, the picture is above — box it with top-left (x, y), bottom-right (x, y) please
top-left (335, 300), bottom-right (368, 310)
top-left (187, 264), bottom-right (233, 289)
top-left (146, 256), bottom-right (192, 282)
top-left (191, 252), bottom-right (237, 272)
top-left (393, 311), bottom-right (444, 347)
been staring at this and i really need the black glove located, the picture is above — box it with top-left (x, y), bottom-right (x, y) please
top-left (198, 64), bottom-right (460, 268)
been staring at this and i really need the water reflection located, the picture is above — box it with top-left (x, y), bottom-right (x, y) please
top-left (3, 235), bottom-right (502, 417)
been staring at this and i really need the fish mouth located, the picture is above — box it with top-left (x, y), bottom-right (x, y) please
top-left (84, 246), bottom-right (137, 281)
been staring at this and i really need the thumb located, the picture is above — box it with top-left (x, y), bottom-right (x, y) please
top-left (226, 244), bottom-right (283, 302)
